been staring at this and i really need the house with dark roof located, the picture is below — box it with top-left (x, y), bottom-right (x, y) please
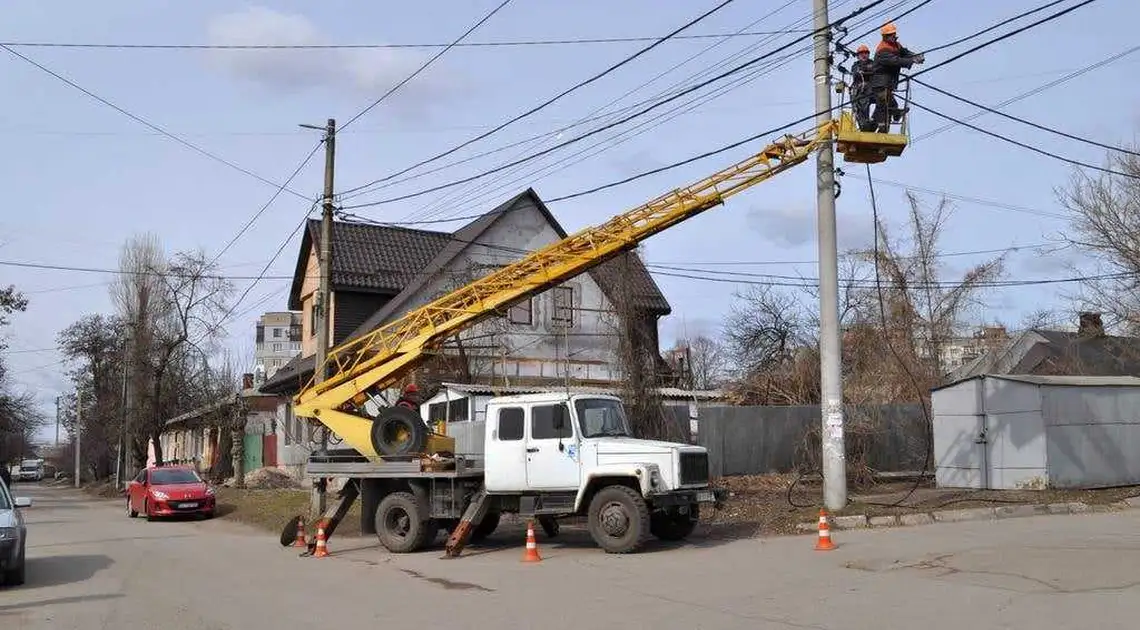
top-left (261, 188), bottom-right (673, 403)
top-left (944, 312), bottom-right (1140, 384)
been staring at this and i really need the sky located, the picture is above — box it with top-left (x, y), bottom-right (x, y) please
top-left (1, 0), bottom-right (1138, 440)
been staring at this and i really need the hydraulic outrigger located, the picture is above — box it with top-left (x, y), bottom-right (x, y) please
top-left (291, 98), bottom-right (910, 558)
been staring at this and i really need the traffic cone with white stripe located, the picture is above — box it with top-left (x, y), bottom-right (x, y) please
top-left (292, 515), bottom-right (308, 548)
top-left (521, 519), bottom-right (542, 563)
top-left (815, 508), bottom-right (836, 551)
top-left (313, 519), bottom-right (330, 558)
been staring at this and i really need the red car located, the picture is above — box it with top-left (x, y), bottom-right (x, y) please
top-left (126, 465), bottom-right (216, 520)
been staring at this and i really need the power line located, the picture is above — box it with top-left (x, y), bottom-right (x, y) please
top-left (337, 0), bottom-right (754, 197)
top-left (209, 141), bottom-right (324, 265)
top-left (339, 0), bottom-right (515, 132)
top-left (910, 42), bottom-right (1140, 144)
top-left (354, 0), bottom-right (833, 214)
top-left (340, 0), bottom-right (895, 209)
top-left (0, 30), bottom-right (819, 51)
top-left (0, 44), bottom-right (310, 201)
top-left (914, 78), bottom-right (1140, 157)
top-left (525, 0), bottom-right (1104, 204)
top-left (909, 99), bottom-right (1140, 180)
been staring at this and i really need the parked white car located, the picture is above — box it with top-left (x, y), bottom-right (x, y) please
top-left (0, 476), bottom-right (30, 586)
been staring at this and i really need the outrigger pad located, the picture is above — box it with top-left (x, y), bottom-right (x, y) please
top-left (280, 515), bottom-right (303, 547)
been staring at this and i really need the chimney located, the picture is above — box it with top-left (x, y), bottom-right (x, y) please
top-left (1078, 312), bottom-right (1105, 338)
top-left (242, 372), bottom-right (254, 389)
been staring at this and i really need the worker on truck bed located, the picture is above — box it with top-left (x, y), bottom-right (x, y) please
top-left (395, 383), bottom-right (421, 411)
top-left (870, 22), bottom-right (923, 133)
top-left (851, 44), bottom-right (875, 131)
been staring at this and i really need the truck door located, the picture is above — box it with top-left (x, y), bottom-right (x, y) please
top-left (526, 403), bottom-right (581, 490)
top-left (483, 406), bottom-right (528, 492)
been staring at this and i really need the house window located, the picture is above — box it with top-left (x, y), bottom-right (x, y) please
top-left (552, 286), bottom-right (574, 328)
top-left (273, 343), bottom-right (283, 352)
top-left (508, 298), bottom-right (533, 325)
top-left (428, 398), bottom-right (470, 423)
top-left (273, 328), bottom-right (282, 338)
top-left (310, 307), bottom-right (317, 338)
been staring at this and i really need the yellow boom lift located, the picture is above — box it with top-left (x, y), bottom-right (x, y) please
top-left (291, 98), bottom-right (909, 557)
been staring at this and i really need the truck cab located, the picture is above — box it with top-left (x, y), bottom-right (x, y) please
top-left (480, 393), bottom-right (721, 553)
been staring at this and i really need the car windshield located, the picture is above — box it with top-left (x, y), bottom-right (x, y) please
top-left (0, 479), bottom-right (11, 510)
top-left (575, 398), bottom-right (631, 438)
top-left (150, 468), bottom-right (201, 485)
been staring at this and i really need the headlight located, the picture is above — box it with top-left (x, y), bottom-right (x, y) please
top-left (0, 527), bottom-right (16, 541)
top-left (151, 491), bottom-right (169, 500)
top-left (650, 469), bottom-right (662, 488)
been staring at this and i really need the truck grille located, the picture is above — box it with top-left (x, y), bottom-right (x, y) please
top-left (679, 451), bottom-right (709, 486)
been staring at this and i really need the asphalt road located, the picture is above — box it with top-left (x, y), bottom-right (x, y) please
top-left (4, 483), bottom-right (1140, 629)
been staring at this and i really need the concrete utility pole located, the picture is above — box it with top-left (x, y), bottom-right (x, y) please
top-left (55, 395), bottom-right (60, 447)
top-left (303, 117), bottom-right (336, 518)
top-left (811, 0), bottom-right (848, 511)
top-left (74, 390), bottom-right (82, 488)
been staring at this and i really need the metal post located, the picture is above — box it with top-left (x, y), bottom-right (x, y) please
top-left (311, 118), bottom-right (336, 518)
top-left (74, 390), bottom-right (82, 488)
top-left (812, 0), bottom-right (847, 511)
top-left (55, 396), bottom-right (60, 447)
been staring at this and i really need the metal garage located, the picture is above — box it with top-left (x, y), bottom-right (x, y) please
top-left (932, 374), bottom-right (1140, 490)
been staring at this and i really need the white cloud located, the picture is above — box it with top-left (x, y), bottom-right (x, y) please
top-left (745, 204), bottom-right (874, 252)
top-left (204, 7), bottom-right (458, 108)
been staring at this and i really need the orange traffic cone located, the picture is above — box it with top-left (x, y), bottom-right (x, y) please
top-left (313, 519), bottom-right (330, 558)
top-left (521, 519), bottom-right (542, 563)
top-left (815, 508), bottom-right (836, 551)
top-left (292, 515), bottom-right (308, 548)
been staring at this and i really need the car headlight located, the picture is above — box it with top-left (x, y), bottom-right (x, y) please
top-left (0, 527), bottom-right (16, 541)
top-left (151, 491), bottom-right (169, 500)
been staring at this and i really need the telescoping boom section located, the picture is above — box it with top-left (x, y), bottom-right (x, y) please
top-left (294, 114), bottom-right (908, 459)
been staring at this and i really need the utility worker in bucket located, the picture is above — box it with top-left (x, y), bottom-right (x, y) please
top-left (850, 44), bottom-right (875, 131)
top-left (870, 22), bottom-right (923, 133)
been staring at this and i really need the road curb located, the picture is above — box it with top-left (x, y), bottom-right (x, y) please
top-left (797, 496), bottom-right (1140, 533)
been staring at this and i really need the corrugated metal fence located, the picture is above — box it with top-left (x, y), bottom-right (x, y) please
top-left (693, 404), bottom-right (928, 477)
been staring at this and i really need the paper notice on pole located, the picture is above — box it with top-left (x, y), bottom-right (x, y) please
top-left (826, 411), bottom-right (843, 428)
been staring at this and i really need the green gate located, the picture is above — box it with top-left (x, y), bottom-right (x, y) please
top-left (243, 434), bottom-right (263, 473)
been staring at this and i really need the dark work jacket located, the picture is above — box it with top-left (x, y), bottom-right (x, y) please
top-left (871, 39), bottom-right (917, 91)
top-left (851, 58), bottom-right (875, 94)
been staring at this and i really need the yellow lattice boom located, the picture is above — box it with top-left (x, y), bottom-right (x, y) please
top-left (294, 115), bottom-right (905, 459)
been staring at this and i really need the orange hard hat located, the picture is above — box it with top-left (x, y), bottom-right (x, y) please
top-left (881, 22), bottom-right (897, 36)
top-left (856, 44), bottom-right (870, 54)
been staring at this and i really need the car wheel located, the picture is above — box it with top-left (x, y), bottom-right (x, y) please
top-left (144, 499), bottom-right (155, 522)
top-left (127, 498), bottom-right (138, 518)
top-left (3, 544), bottom-right (25, 586)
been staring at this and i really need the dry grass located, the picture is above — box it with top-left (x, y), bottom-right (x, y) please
top-left (213, 487), bottom-right (364, 537)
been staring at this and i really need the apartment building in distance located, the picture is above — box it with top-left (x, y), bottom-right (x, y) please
top-left (255, 311), bottom-right (302, 381)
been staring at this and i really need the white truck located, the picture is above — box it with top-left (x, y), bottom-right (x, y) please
top-left (14, 460), bottom-right (44, 483)
top-left (305, 392), bottom-right (722, 555)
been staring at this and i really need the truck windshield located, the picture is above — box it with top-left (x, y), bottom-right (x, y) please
top-left (575, 398), bottom-right (631, 438)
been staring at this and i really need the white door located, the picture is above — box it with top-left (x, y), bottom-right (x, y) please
top-left (525, 403), bottom-right (581, 490)
top-left (483, 406), bottom-right (528, 492)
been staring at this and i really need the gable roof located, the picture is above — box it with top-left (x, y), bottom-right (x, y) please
top-left (345, 187), bottom-right (670, 341)
top-left (287, 219), bottom-right (453, 310)
top-left (945, 327), bottom-right (1140, 384)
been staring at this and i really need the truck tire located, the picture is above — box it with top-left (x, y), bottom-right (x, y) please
top-left (3, 544), bottom-right (25, 586)
top-left (650, 504), bottom-right (699, 541)
top-left (375, 492), bottom-right (433, 553)
top-left (471, 511), bottom-right (500, 542)
top-left (587, 485), bottom-right (651, 554)
top-left (370, 407), bottom-right (429, 458)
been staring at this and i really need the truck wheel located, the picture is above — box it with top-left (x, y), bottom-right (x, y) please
top-left (471, 511), bottom-right (500, 542)
top-left (375, 492), bottom-right (433, 553)
top-left (650, 504), bottom-right (699, 541)
top-left (371, 407), bottom-right (429, 457)
top-left (2, 544), bottom-right (25, 586)
top-left (587, 485), bottom-right (651, 554)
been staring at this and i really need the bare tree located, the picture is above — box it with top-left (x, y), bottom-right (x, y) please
top-left (57, 314), bottom-right (127, 479)
top-left (1056, 151), bottom-right (1140, 332)
top-left (673, 335), bottom-right (728, 390)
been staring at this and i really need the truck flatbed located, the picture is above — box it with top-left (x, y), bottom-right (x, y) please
top-left (305, 450), bottom-right (484, 479)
